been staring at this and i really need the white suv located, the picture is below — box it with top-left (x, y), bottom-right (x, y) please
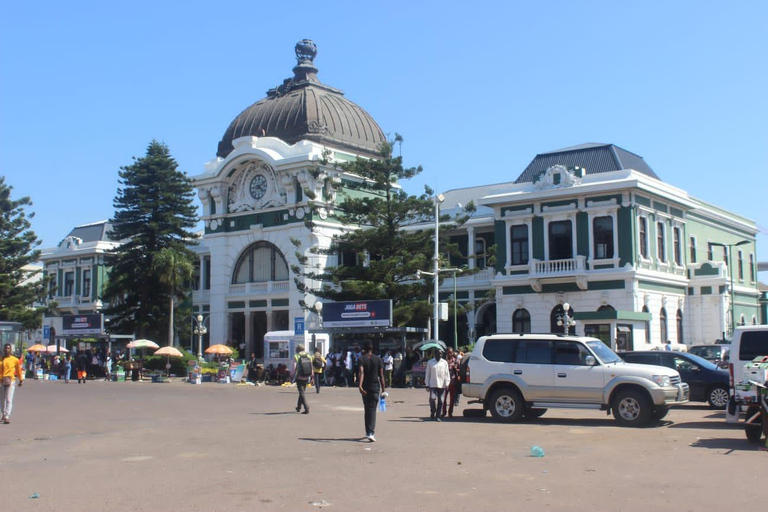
top-left (463, 334), bottom-right (689, 426)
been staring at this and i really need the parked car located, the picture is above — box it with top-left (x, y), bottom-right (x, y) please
top-left (619, 351), bottom-right (729, 409)
top-left (688, 344), bottom-right (730, 369)
top-left (462, 334), bottom-right (689, 427)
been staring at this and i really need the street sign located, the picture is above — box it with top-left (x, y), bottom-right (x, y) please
top-left (294, 317), bottom-right (305, 335)
top-left (43, 325), bottom-right (51, 341)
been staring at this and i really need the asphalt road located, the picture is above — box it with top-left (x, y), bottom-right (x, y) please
top-left (0, 378), bottom-right (764, 512)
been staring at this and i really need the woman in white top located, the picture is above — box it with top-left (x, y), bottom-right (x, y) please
top-left (382, 350), bottom-right (394, 388)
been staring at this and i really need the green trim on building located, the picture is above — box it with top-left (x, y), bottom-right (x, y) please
top-left (576, 211), bottom-right (589, 257)
top-left (228, 301), bottom-right (246, 309)
top-left (502, 285), bottom-right (536, 295)
top-left (638, 280), bottom-right (686, 294)
top-left (635, 195), bottom-right (651, 207)
top-left (617, 206), bottom-right (634, 267)
top-left (653, 202), bottom-right (668, 213)
top-left (701, 286), bottom-right (712, 295)
top-left (500, 204), bottom-right (534, 216)
top-left (586, 194), bottom-right (623, 205)
top-left (272, 299), bottom-right (289, 307)
top-left (670, 207), bottom-right (683, 218)
top-left (719, 285), bottom-right (727, 294)
top-left (694, 263), bottom-right (720, 276)
top-left (494, 220), bottom-right (506, 274)
top-left (574, 310), bottom-right (651, 321)
top-left (593, 264), bottom-right (614, 270)
top-left (542, 199), bottom-right (577, 209)
top-left (532, 216), bottom-right (544, 260)
top-left (588, 280), bottom-right (626, 290)
top-left (249, 300), bottom-right (267, 308)
top-left (508, 270), bottom-right (529, 276)
top-left (687, 287), bottom-right (693, 295)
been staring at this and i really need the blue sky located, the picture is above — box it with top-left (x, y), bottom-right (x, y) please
top-left (1, 1), bottom-right (766, 264)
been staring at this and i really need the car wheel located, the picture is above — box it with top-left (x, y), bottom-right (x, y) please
top-left (488, 387), bottom-right (524, 423)
top-left (612, 389), bottom-right (652, 426)
top-left (524, 408), bottom-right (547, 419)
top-left (707, 386), bottom-right (729, 410)
top-left (745, 406), bottom-right (763, 443)
top-left (650, 406), bottom-right (669, 421)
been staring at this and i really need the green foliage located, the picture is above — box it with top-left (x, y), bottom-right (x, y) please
top-left (292, 138), bottom-right (471, 328)
top-left (143, 348), bottom-right (198, 375)
top-left (0, 177), bottom-right (49, 329)
top-left (103, 141), bottom-right (199, 341)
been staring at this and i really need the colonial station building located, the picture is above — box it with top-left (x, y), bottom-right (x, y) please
top-left (38, 40), bottom-right (763, 356)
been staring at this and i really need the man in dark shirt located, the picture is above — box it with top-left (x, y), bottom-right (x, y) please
top-left (358, 340), bottom-right (386, 442)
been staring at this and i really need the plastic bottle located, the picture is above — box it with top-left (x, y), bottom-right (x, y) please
top-left (530, 445), bottom-right (545, 457)
top-left (379, 396), bottom-right (387, 412)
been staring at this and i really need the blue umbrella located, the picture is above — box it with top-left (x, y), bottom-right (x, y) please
top-left (418, 342), bottom-right (446, 352)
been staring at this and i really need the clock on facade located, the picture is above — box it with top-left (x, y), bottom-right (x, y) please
top-left (249, 174), bottom-right (268, 200)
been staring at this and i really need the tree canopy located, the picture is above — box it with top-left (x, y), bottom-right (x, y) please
top-left (0, 176), bottom-right (48, 329)
top-left (292, 139), bottom-right (474, 328)
top-left (104, 141), bottom-right (199, 341)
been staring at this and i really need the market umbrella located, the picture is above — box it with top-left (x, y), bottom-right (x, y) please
top-left (126, 339), bottom-right (160, 349)
top-left (205, 344), bottom-right (233, 355)
top-left (413, 339), bottom-right (448, 352)
top-left (154, 346), bottom-right (184, 377)
top-left (44, 345), bottom-right (69, 353)
top-left (26, 344), bottom-right (47, 352)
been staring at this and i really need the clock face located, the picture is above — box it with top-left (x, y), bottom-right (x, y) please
top-left (249, 175), bottom-right (268, 200)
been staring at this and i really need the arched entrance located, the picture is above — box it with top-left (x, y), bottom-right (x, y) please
top-left (474, 302), bottom-right (496, 340)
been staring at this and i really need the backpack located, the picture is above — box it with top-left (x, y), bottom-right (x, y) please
top-left (312, 356), bottom-right (324, 370)
top-left (297, 353), bottom-right (313, 379)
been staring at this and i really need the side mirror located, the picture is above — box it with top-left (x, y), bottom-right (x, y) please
top-left (585, 355), bottom-right (596, 366)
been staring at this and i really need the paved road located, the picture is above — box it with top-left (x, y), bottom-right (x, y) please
top-left (0, 378), bottom-right (764, 511)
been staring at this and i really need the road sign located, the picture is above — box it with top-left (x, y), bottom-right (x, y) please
top-left (294, 317), bottom-right (305, 335)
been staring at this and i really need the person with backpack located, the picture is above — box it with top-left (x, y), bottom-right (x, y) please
top-left (312, 349), bottom-right (326, 393)
top-left (291, 344), bottom-right (312, 414)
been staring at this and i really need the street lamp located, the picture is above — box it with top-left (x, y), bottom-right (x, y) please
top-left (417, 266), bottom-right (462, 348)
top-left (556, 302), bottom-right (576, 334)
top-left (710, 240), bottom-right (750, 338)
top-left (193, 315), bottom-right (207, 360)
top-left (432, 193), bottom-right (445, 341)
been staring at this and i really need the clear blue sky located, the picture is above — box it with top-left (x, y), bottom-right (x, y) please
top-left (1, 1), bottom-right (766, 265)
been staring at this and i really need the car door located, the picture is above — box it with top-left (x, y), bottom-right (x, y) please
top-left (552, 341), bottom-right (604, 403)
top-left (512, 340), bottom-right (554, 400)
top-left (661, 354), bottom-right (705, 401)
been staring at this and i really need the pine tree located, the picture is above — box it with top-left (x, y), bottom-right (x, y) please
top-left (104, 141), bottom-right (198, 341)
top-left (293, 139), bottom-right (474, 328)
top-left (0, 176), bottom-right (48, 329)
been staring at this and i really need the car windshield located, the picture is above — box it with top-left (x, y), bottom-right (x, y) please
top-left (586, 340), bottom-right (622, 364)
top-left (684, 353), bottom-right (720, 371)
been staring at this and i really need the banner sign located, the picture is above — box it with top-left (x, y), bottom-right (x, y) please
top-left (322, 300), bottom-right (392, 328)
top-left (61, 314), bottom-right (104, 335)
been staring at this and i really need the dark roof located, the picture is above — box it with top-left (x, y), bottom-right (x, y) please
top-left (217, 40), bottom-right (386, 160)
top-left (66, 221), bottom-right (112, 243)
top-left (514, 143), bottom-right (660, 184)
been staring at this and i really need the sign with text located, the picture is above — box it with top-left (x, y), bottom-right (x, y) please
top-left (294, 317), bottom-right (305, 335)
top-left (61, 314), bottom-right (104, 335)
top-left (322, 300), bottom-right (392, 328)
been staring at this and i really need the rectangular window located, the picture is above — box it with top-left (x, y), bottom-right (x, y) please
top-left (656, 222), bottom-right (666, 262)
top-left (82, 269), bottom-right (91, 298)
top-left (689, 236), bottom-right (697, 263)
top-left (475, 238), bottom-right (487, 269)
top-left (48, 275), bottom-right (57, 299)
top-left (515, 340), bottom-right (553, 364)
top-left (707, 243), bottom-right (714, 261)
top-left (554, 341), bottom-right (589, 365)
top-left (738, 250), bottom-right (744, 280)
top-left (750, 254), bottom-right (755, 282)
top-left (639, 217), bottom-right (648, 259)
top-left (548, 220), bottom-right (573, 260)
top-left (673, 227), bottom-right (681, 265)
top-left (482, 339), bottom-right (517, 362)
top-left (64, 271), bottom-right (75, 297)
top-left (593, 216), bottom-right (614, 259)
top-left (509, 225), bottom-right (529, 265)
top-left (203, 256), bottom-right (211, 290)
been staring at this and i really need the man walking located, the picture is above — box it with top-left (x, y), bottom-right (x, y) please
top-left (358, 340), bottom-right (385, 442)
top-left (425, 349), bottom-right (450, 421)
top-left (292, 344), bottom-right (312, 414)
top-left (1, 344), bottom-right (24, 424)
top-left (312, 349), bottom-right (325, 393)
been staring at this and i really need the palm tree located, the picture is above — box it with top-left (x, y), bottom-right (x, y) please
top-left (153, 247), bottom-right (195, 347)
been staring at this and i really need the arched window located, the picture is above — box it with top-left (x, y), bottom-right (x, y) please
top-left (232, 241), bottom-right (289, 284)
top-left (676, 309), bottom-right (683, 345)
top-left (753, 315), bottom-right (758, 325)
top-left (598, 305), bottom-right (615, 312)
top-left (512, 309), bottom-right (531, 333)
top-left (739, 314), bottom-right (746, 327)
top-left (659, 308), bottom-right (668, 344)
top-left (642, 305), bottom-right (650, 343)
top-left (551, 304), bottom-right (575, 335)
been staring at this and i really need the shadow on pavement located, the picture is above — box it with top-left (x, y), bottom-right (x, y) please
top-left (688, 437), bottom-right (761, 453)
top-left (299, 437), bottom-right (368, 443)
top-left (249, 411), bottom-right (298, 416)
top-left (667, 420), bottom-right (742, 430)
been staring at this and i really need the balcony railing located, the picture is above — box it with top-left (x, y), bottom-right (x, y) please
top-left (229, 280), bottom-right (290, 295)
top-left (530, 256), bottom-right (586, 276)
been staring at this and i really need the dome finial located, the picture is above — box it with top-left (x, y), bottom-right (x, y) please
top-left (295, 39), bottom-right (317, 65)
top-left (293, 39), bottom-right (319, 83)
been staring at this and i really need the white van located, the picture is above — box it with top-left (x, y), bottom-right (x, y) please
top-left (729, 326), bottom-right (768, 390)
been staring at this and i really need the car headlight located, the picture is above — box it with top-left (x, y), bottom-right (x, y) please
top-left (652, 375), bottom-right (671, 387)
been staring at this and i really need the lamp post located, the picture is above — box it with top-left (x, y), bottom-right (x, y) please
top-left (710, 240), bottom-right (750, 338)
top-left (432, 193), bottom-right (445, 341)
top-left (417, 266), bottom-right (462, 348)
top-left (193, 315), bottom-right (207, 360)
top-left (557, 302), bottom-right (576, 334)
